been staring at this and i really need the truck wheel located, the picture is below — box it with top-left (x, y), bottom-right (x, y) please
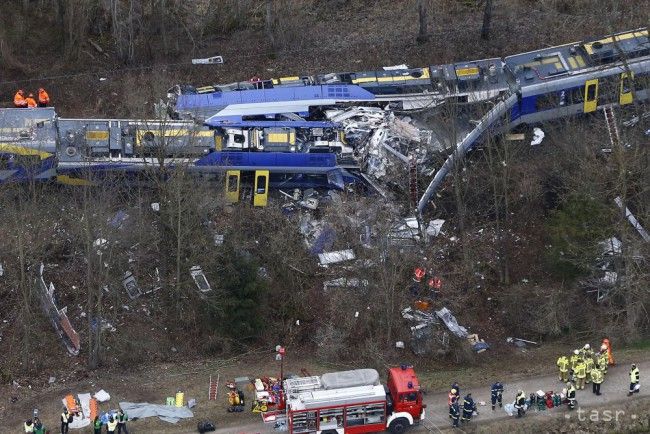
top-left (389, 417), bottom-right (409, 434)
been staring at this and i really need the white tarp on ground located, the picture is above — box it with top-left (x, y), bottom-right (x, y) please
top-left (321, 369), bottom-right (380, 390)
top-left (318, 249), bottom-right (355, 266)
top-left (435, 307), bottom-right (469, 339)
top-left (61, 395), bottom-right (91, 429)
top-left (119, 402), bottom-right (193, 424)
top-left (94, 389), bottom-right (111, 402)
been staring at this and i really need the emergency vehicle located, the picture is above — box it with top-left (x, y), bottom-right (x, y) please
top-left (283, 365), bottom-right (425, 434)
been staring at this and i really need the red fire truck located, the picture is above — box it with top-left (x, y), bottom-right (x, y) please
top-left (282, 365), bottom-right (425, 434)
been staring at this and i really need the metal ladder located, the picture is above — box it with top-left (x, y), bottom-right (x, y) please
top-left (602, 105), bottom-right (621, 148)
top-left (208, 374), bottom-right (219, 400)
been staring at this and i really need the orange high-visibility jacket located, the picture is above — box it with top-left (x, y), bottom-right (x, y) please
top-left (14, 90), bottom-right (27, 107)
top-left (26, 96), bottom-right (37, 108)
top-left (38, 89), bottom-right (50, 105)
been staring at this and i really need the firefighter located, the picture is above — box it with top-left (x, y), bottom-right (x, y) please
top-left (60, 407), bottom-right (71, 434)
top-left (557, 355), bottom-right (570, 382)
top-left (116, 409), bottom-right (129, 434)
top-left (14, 89), bottom-right (27, 108)
top-left (447, 388), bottom-right (458, 407)
top-left (581, 343), bottom-right (594, 360)
top-left (107, 416), bottom-right (118, 434)
top-left (37, 88), bottom-right (50, 107)
top-left (24, 419), bottom-right (34, 433)
top-left (93, 416), bottom-right (102, 434)
top-left (628, 364), bottom-right (640, 396)
top-left (25, 93), bottom-right (37, 108)
top-left (449, 397), bottom-right (460, 428)
top-left (602, 338), bottom-right (615, 365)
top-left (566, 382), bottom-right (577, 410)
top-left (490, 381), bottom-right (503, 410)
top-left (575, 359), bottom-right (587, 390)
top-left (461, 393), bottom-right (477, 422)
top-left (584, 355), bottom-right (594, 384)
top-left (591, 367), bottom-right (604, 396)
top-left (598, 350), bottom-right (609, 375)
top-left (514, 390), bottom-right (526, 418)
top-left (570, 349), bottom-right (581, 371)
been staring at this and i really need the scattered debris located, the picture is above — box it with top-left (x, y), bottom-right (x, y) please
top-left (108, 210), bottom-right (129, 228)
top-left (213, 234), bottom-right (224, 246)
top-left (122, 271), bottom-right (142, 299)
top-left (190, 266), bottom-right (212, 293)
top-left (94, 390), bottom-right (110, 402)
top-left (192, 55), bottom-right (224, 65)
top-left (467, 333), bottom-right (490, 353)
top-left (151, 202), bottom-right (160, 212)
top-left (614, 196), bottom-right (650, 242)
top-left (48, 376), bottom-right (56, 384)
top-left (599, 237), bottom-right (622, 256)
top-left (530, 127), bottom-right (545, 145)
top-left (0, 263), bottom-right (4, 276)
top-left (35, 264), bottom-right (81, 356)
top-left (506, 337), bottom-right (538, 348)
top-left (318, 249), bottom-right (356, 266)
top-left (323, 277), bottom-right (369, 291)
top-left (426, 219), bottom-right (445, 238)
top-left (435, 307), bottom-right (468, 339)
top-left (395, 341), bottom-right (405, 349)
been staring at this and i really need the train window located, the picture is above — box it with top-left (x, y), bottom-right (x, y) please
top-left (227, 174), bottom-right (238, 192)
top-left (586, 84), bottom-right (596, 101)
top-left (256, 175), bottom-right (267, 194)
top-left (536, 92), bottom-right (560, 111)
top-left (622, 75), bottom-right (633, 94)
top-left (569, 87), bottom-right (584, 104)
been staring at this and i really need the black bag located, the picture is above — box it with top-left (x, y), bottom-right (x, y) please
top-left (197, 420), bottom-right (216, 433)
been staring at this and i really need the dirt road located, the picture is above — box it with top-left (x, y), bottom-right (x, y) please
top-left (212, 360), bottom-right (649, 434)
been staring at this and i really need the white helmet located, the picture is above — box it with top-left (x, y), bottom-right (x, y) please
top-left (574, 349), bottom-right (580, 355)
top-left (584, 344), bottom-right (590, 349)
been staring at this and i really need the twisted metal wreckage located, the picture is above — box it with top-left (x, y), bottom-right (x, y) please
top-left (5, 28), bottom-right (649, 354)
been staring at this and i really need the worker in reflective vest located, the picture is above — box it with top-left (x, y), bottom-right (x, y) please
top-left (106, 416), bottom-right (118, 434)
top-left (514, 390), bottom-right (526, 417)
top-left (598, 351), bottom-right (608, 375)
top-left (574, 360), bottom-right (587, 390)
top-left (24, 419), bottom-right (34, 433)
top-left (37, 88), bottom-right (50, 107)
top-left (591, 367), bottom-right (604, 396)
top-left (93, 416), bottom-right (102, 434)
top-left (60, 408), bottom-right (71, 434)
top-left (448, 397), bottom-right (460, 428)
top-left (584, 356), bottom-right (594, 384)
top-left (25, 93), bottom-right (37, 108)
top-left (117, 409), bottom-right (129, 434)
top-left (601, 338), bottom-right (615, 365)
top-left (628, 364), bottom-right (640, 396)
top-left (14, 89), bottom-right (27, 107)
top-left (557, 355), bottom-right (570, 382)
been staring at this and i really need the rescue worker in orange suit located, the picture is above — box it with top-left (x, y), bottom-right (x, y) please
top-left (14, 89), bottom-right (27, 107)
top-left (602, 338), bottom-right (615, 365)
top-left (25, 93), bottom-right (37, 108)
top-left (37, 88), bottom-right (50, 107)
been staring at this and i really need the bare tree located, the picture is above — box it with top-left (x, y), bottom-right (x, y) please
top-left (481, 0), bottom-right (492, 40)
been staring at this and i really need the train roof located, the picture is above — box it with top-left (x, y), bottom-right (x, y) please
top-left (505, 28), bottom-right (649, 85)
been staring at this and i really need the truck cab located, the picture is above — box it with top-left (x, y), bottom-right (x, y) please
top-left (385, 365), bottom-right (425, 433)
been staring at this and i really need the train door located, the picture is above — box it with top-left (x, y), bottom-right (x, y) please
top-left (584, 79), bottom-right (599, 113)
top-left (253, 170), bottom-right (269, 207)
top-left (225, 170), bottom-right (240, 203)
top-left (620, 72), bottom-right (634, 105)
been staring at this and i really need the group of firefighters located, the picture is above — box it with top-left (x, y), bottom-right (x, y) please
top-left (13, 88), bottom-right (50, 108)
top-left (448, 338), bottom-right (642, 428)
top-left (24, 407), bottom-right (129, 434)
